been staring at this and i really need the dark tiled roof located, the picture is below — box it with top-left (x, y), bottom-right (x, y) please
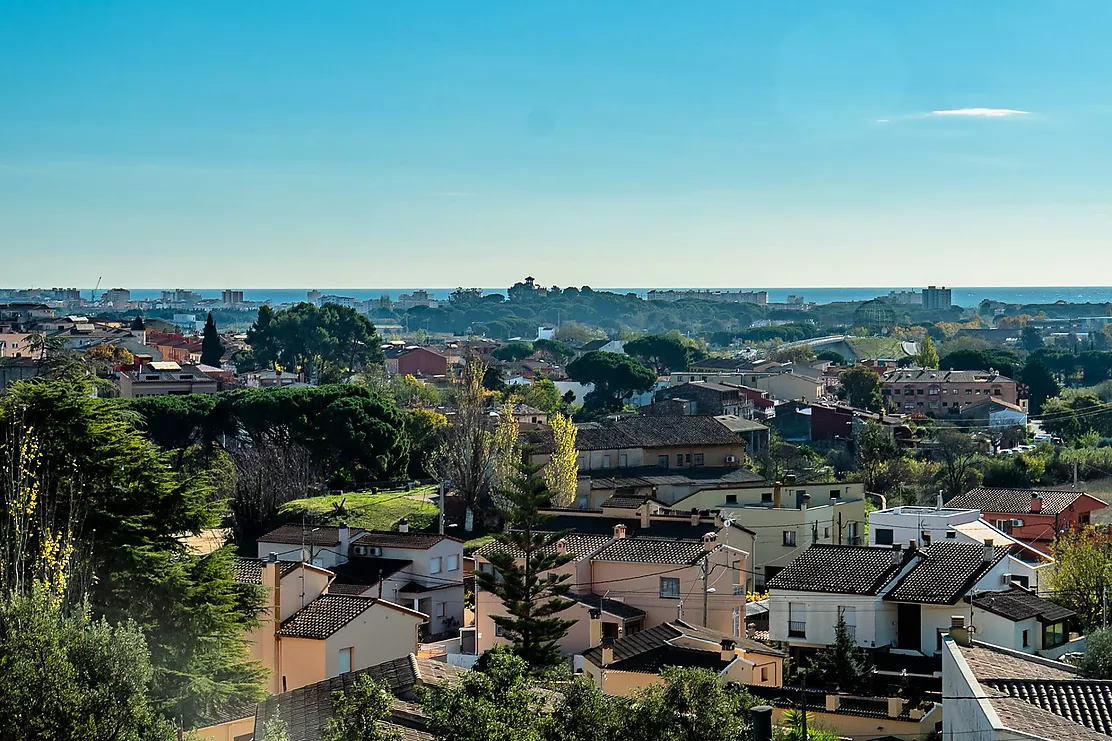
top-left (607, 644), bottom-right (732, 674)
top-left (601, 495), bottom-right (650, 509)
top-left (277, 595), bottom-right (379, 639)
top-left (231, 556), bottom-right (298, 584)
top-left (575, 416), bottom-right (744, 451)
top-left (258, 524), bottom-right (366, 547)
top-left (591, 537), bottom-right (710, 565)
top-left (327, 558), bottom-right (413, 593)
top-left (359, 531), bottom-right (458, 550)
top-left (582, 620), bottom-right (783, 671)
top-left (536, 511), bottom-right (751, 540)
top-left (971, 588), bottom-right (1076, 624)
top-left (254, 654), bottom-right (466, 741)
top-left (947, 487), bottom-right (1092, 516)
top-left (766, 545), bottom-right (912, 595)
top-left (587, 465), bottom-right (764, 490)
top-left (884, 541), bottom-right (1009, 605)
top-left (983, 680), bottom-right (1112, 737)
top-left (882, 368), bottom-right (1014, 384)
top-left (473, 533), bottom-right (612, 561)
top-left (570, 593), bottom-right (646, 620)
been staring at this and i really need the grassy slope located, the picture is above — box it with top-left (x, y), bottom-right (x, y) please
top-left (280, 485), bottom-right (439, 532)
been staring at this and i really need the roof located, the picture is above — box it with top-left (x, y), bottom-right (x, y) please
top-left (534, 510), bottom-right (754, 540)
top-left (713, 414), bottom-right (769, 433)
top-left (883, 541), bottom-right (1010, 605)
top-left (473, 533), bottom-right (613, 561)
top-left (971, 587), bottom-right (1075, 624)
top-left (947, 487), bottom-right (1094, 516)
top-left (570, 593), bottom-right (647, 620)
top-left (258, 524), bottom-right (366, 547)
top-left (327, 558), bottom-right (413, 594)
top-left (766, 545), bottom-right (912, 595)
top-left (579, 339), bottom-right (613, 351)
top-left (591, 537), bottom-right (711, 565)
top-left (600, 494), bottom-right (652, 509)
top-left (574, 416), bottom-right (744, 451)
top-left (884, 367), bottom-right (1016, 384)
top-left (961, 641), bottom-right (1083, 682)
top-left (277, 595), bottom-right (419, 639)
top-left (231, 556), bottom-right (299, 584)
top-left (253, 654), bottom-right (466, 741)
top-left (359, 531), bottom-right (459, 550)
top-left (582, 621), bottom-right (783, 672)
top-left (986, 692), bottom-right (1111, 741)
top-left (587, 465), bottom-right (764, 490)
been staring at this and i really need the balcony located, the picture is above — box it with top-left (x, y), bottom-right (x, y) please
top-left (845, 624), bottom-right (856, 639)
top-left (733, 585), bottom-right (746, 596)
top-left (788, 621), bottom-right (806, 638)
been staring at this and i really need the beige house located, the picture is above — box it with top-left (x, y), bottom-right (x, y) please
top-left (671, 480), bottom-right (867, 588)
top-left (667, 369), bottom-right (824, 403)
top-left (474, 507), bottom-right (755, 656)
top-left (117, 361), bottom-right (219, 398)
top-left (581, 620), bottom-right (784, 697)
top-left (882, 367), bottom-right (1025, 416)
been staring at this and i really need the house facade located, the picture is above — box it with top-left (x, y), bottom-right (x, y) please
top-left (118, 361), bottom-right (220, 397)
top-left (881, 368), bottom-right (1024, 416)
top-left (945, 487), bottom-right (1107, 544)
top-left (397, 347), bottom-right (449, 377)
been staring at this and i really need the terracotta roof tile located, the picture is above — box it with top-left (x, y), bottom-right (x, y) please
top-left (947, 487), bottom-right (1094, 517)
top-left (884, 541), bottom-right (1009, 605)
top-left (277, 595), bottom-right (378, 639)
top-left (766, 545), bottom-right (912, 595)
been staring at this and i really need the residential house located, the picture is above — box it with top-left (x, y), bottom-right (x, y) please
top-left (807, 401), bottom-right (912, 443)
top-left (958, 397), bottom-right (1029, 428)
top-left (712, 414), bottom-right (770, 455)
top-left (0, 358), bottom-right (38, 392)
top-left (578, 338), bottom-right (625, 354)
top-left (578, 466), bottom-right (765, 510)
top-left (942, 627), bottom-right (1110, 740)
top-left (117, 361), bottom-right (220, 398)
top-left (397, 347), bottom-right (449, 378)
top-left (490, 403), bottom-right (547, 427)
top-left (146, 330), bottom-right (203, 363)
top-left (473, 508), bottom-right (755, 656)
top-left (581, 620), bottom-right (784, 697)
top-left (0, 302), bottom-right (54, 327)
top-left (746, 684), bottom-right (942, 741)
top-left (882, 368), bottom-right (1025, 416)
top-left (0, 332), bottom-right (37, 358)
top-left (256, 523), bottom-right (465, 635)
top-left (945, 487), bottom-right (1107, 544)
top-left (670, 480), bottom-right (867, 588)
top-left (232, 555), bottom-right (427, 696)
top-left (653, 382), bottom-right (754, 417)
top-left (668, 369), bottom-right (824, 403)
top-left (767, 541), bottom-right (1077, 666)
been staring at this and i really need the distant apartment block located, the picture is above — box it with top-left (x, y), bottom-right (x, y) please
top-left (922, 285), bottom-right (952, 310)
top-left (647, 289), bottom-right (768, 304)
top-left (221, 289), bottom-right (245, 306)
top-left (100, 288), bottom-right (131, 306)
top-left (881, 368), bottom-right (1023, 415)
top-left (118, 361), bottom-right (219, 398)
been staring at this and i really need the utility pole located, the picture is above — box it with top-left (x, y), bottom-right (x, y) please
top-left (799, 683), bottom-right (808, 741)
top-left (439, 479), bottom-right (446, 535)
top-left (702, 558), bottom-right (710, 627)
top-left (1103, 584), bottom-right (1108, 629)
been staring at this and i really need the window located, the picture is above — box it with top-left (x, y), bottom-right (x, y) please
top-left (435, 602), bottom-right (446, 617)
top-left (921, 531), bottom-right (931, 546)
top-left (1023, 629), bottom-right (1030, 647)
top-left (916, 389), bottom-right (924, 395)
top-left (788, 603), bottom-right (806, 637)
top-left (577, 495), bottom-right (589, 509)
top-left (660, 577), bottom-right (681, 599)
top-left (430, 557), bottom-right (442, 574)
top-left (685, 453), bottom-right (691, 465)
top-left (602, 455), bottom-right (611, 469)
top-left (760, 666), bottom-right (769, 682)
top-left (782, 530), bottom-right (797, 547)
top-left (658, 455), bottom-right (669, 468)
top-left (619, 453), bottom-right (628, 468)
top-left (823, 527), bottom-right (830, 539)
top-left (495, 624), bottom-right (506, 637)
top-left (830, 489), bottom-right (841, 500)
top-left (726, 494), bottom-right (737, 504)
top-left (875, 528), bottom-right (894, 545)
top-left (447, 554), bottom-right (460, 571)
top-left (338, 647), bottom-right (353, 674)
top-left (694, 453), bottom-right (704, 466)
top-left (675, 454), bottom-right (683, 467)
top-left (1045, 622), bottom-right (1065, 648)
top-left (946, 531), bottom-right (956, 539)
top-left (761, 492), bottom-right (773, 503)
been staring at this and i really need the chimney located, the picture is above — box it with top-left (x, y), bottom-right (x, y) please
top-left (937, 491), bottom-right (944, 510)
top-left (263, 552), bottom-right (282, 627)
top-left (702, 532), bottom-right (718, 550)
top-left (613, 523), bottom-right (627, 540)
top-left (983, 539), bottom-right (994, 564)
top-left (801, 493), bottom-right (811, 511)
top-left (555, 538), bottom-right (569, 556)
top-left (339, 522), bottom-right (351, 560)
top-left (720, 639), bottom-right (736, 662)
top-left (1030, 493), bottom-right (1043, 513)
top-left (714, 511), bottom-right (724, 528)
top-left (601, 636), bottom-right (614, 667)
top-left (887, 697), bottom-right (908, 719)
top-left (773, 482), bottom-right (782, 509)
top-left (949, 615), bottom-right (971, 646)
top-left (825, 694), bottom-right (841, 712)
top-left (690, 507), bottom-right (701, 526)
top-left (746, 622), bottom-right (756, 639)
top-left (398, 517), bottom-right (409, 534)
top-left (890, 542), bottom-right (903, 566)
top-left (908, 540), bottom-right (917, 554)
top-left (639, 502), bottom-right (651, 529)
top-left (588, 608), bottom-right (602, 647)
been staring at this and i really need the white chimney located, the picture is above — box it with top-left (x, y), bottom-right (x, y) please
top-left (339, 522), bottom-right (351, 561)
top-left (613, 523), bottom-right (627, 539)
top-left (983, 539), bottom-right (994, 564)
top-left (398, 517), bottom-right (409, 534)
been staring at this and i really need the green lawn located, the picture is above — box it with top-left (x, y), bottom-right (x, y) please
top-left (845, 336), bottom-right (912, 361)
top-left (280, 485), bottom-right (439, 532)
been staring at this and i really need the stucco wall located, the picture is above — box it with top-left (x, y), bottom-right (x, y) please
top-left (769, 591), bottom-right (889, 649)
top-left (325, 603), bottom-right (422, 678)
top-left (192, 716), bottom-right (255, 741)
top-left (278, 636), bottom-right (327, 692)
top-left (941, 637), bottom-right (998, 741)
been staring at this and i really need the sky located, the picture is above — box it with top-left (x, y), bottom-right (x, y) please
top-left (3, 1), bottom-right (1112, 289)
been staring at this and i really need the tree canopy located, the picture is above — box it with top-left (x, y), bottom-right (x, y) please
top-left (201, 312), bottom-right (223, 367)
top-left (624, 333), bottom-right (696, 374)
top-left (492, 342), bottom-right (535, 363)
top-left (838, 366), bottom-right (885, 412)
top-left (566, 351), bottom-right (655, 414)
top-left (244, 302), bottom-right (384, 382)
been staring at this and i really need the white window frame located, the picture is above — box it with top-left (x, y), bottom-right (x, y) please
top-left (338, 646), bottom-right (353, 674)
top-left (447, 554), bottom-right (460, 571)
top-left (430, 556), bottom-right (442, 574)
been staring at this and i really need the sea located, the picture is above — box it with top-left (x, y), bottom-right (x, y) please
top-left (87, 287), bottom-right (1112, 307)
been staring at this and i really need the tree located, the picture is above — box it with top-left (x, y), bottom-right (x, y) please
top-left (227, 439), bottom-right (322, 544)
top-left (767, 344), bottom-right (816, 364)
top-left (915, 336), bottom-right (939, 369)
top-left (543, 412), bottom-right (578, 507)
top-left (622, 667), bottom-right (756, 741)
top-left (566, 352), bottom-right (655, 414)
top-left (554, 322), bottom-right (599, 347)
top-left (838, 366), bottom-right (885, 412)
top-left (201, 312), bottom-right (223, 367)
top-left (405, 408), bottom-right (448, 479)
top-left (809, 610), bottom-right (871, 693)
top-left (816, 350), bottom-right (848, 365)
top-left (1079, 628), bottom-right (1112, 679)
top-left (1020, 360), bottom-right (1061, 415)
top-left (624, 333), bottom-right (692, 373)
top-left (932, 427), bottom-right (983, 498)
top-left (259, 710), bottom-right (291, 741)
top-left (128, 394), bottom-right (221, 466)
top-left (532, 339), bottom-right (575, 364)
top-left (475, 463), bottom-right (576, 669)
top-left (522, 378), bottom-right (563, 415)
top-left (0, 585), bottom-right (176, 741)
top-left (1050, 528), bottom-right (1112, 630)
top-left (937, 348), bottom-right (1021, 379)
top-left (853, 422), bottom-right (901, 495)
top-left (245, 303), bottom-right (384, 382)
top-left (492, 342), bottom-right (535, 363)
top-left (433, 360), bottom-right (498, 526)
top-left (1022, 325), bottom-right (1044, 352)
top-left (547, 675), bottom-right (624, 741)
top-left (490, 400), bottom-right (522, 512)
top-left (321, 674), bottom-right (400, 741)
top-left (84, 343), bottom-right (135, 373)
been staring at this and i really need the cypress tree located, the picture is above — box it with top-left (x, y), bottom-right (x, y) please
top-left (201, 313), bottom-right (223, 367)
top-left (475, 461), bottom-right (576, 670)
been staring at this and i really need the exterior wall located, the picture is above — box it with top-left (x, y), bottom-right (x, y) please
top-left (883, 376), bottom-right (1021, 416)
top-left (278, 636), bottom-right (327, 692)
top-left (973, 608), bottom-right (1035, 654)
top-left (397, 349), bottom-right (448, 377)
top-left (768, 591), bottom-right (889, 649)
top-left (750, 373), bottom-right (824, 403)
top-left (476, 560), bottom-right (580, 654)
top-left (978, 496), bottom-right (1107, 543)
top-left (118, 375), bottom-right (219, 398)
top-left (257, 539), bottom-right (344, 569)
top-left (192, 716), bottom-right (255, 741)
top-left (768, 706), bottom-right (934, 741)
top-left (577, 447), bottom-right (644, 471)
top-left (642, 443), bottom-right (745, 469)
top-left (323, 604), bottom-right (422, 678)
top-left (868, 507), bottom-right (982, 547)
top-left (941, 637), bottom-right (999, 741)
top-left (281, 567), bottom-right (331, 620)
top-left (583, 662), bottom-right (665, 696)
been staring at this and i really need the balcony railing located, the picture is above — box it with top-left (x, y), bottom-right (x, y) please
top-left (788, 621), bottom-right (806, 637)
top-left (733, 585), bottom-right (746, 596)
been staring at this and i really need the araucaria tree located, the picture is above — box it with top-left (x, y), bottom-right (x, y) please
top-left (544, 412), bottom-right (578, 507)
top-left (476, 462), bottom-right (576, 669)
top-left (201, 312), bottom-right (223, 367)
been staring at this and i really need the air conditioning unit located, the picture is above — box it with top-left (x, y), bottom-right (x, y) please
top-left (352, 545), bottom-right (383, 557)
top-left (1001, 573), bottom-right (1016, 585)
top-left (1011, 519), bottom-right (1025, 528)
top-left (726, 456), bottom-right (738, 464)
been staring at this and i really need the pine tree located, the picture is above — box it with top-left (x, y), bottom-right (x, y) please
top-left (130, 315), bottom-right (146, 331)
top-left (475, 461), bottom-right (576, 670)
top-left (810, 610), bottom-right (871, 694)
top-left (201, 313), bottom-right (223, 367)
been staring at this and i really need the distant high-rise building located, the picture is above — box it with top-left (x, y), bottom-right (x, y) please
top-left (101, 288), bottom-right (131, 306)
top-left (221, 289), bottom-right (245, 306)
top-left (923, 286), bottom-right (952, 310)
top-left (307, 289), bottom-right (322, 305)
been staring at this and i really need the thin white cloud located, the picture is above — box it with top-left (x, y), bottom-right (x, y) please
top-left (926, 107), bottom-right (1029, 118)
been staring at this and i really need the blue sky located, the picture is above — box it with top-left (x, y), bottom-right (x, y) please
top-left (3, 1), bottom-right (1111, 289)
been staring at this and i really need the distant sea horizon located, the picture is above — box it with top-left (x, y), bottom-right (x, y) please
top-left (69, 286), bottom-right (1112, 307)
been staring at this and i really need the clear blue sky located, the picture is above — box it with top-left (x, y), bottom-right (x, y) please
top-left (3, 1), bottom-right (1111, 289)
